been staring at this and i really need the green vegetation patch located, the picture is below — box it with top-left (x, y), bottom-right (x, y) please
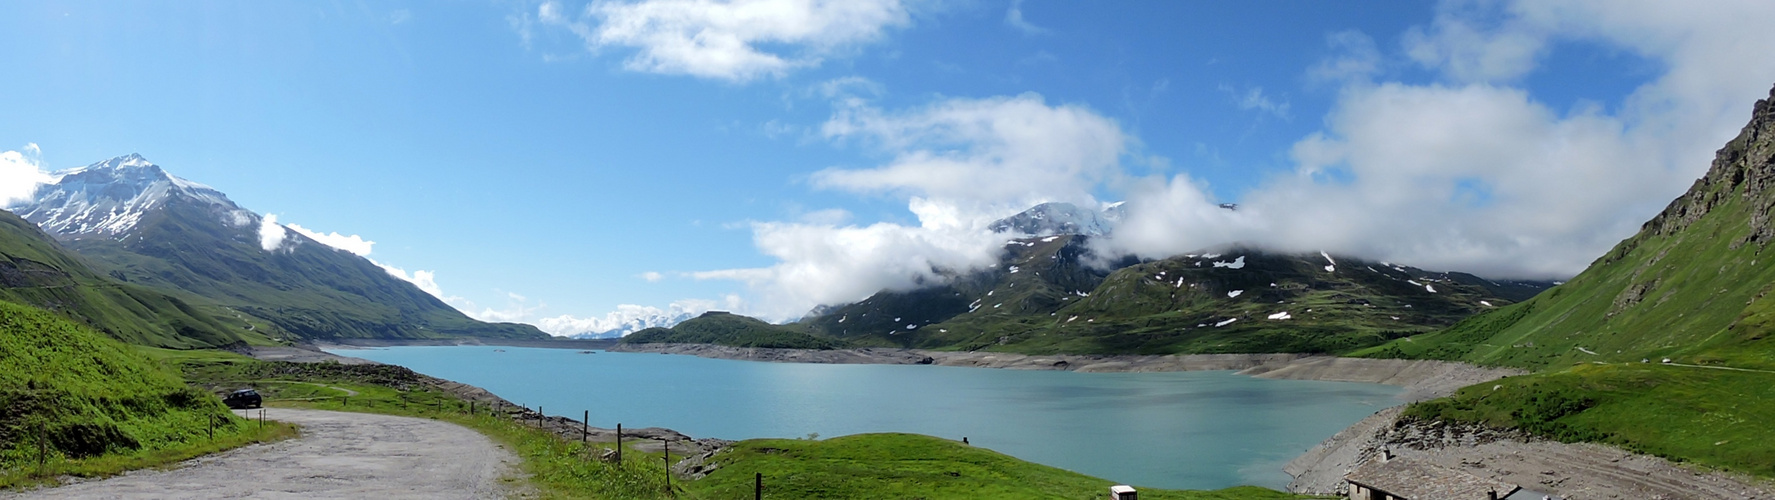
top-left (626, 312), bottom-right (841, 350)
top-left (0, 300), bottom-right (284, 488)
top-left (1405, 363), bottom-right (1775, 477)
top-left (687, 433), bottom-right (1317, 500)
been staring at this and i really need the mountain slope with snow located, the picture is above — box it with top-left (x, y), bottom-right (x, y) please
top-left (0, 207), bottom-right (264, 348)
top-left (986, 202), bottom-right (1121, 237)
top-left (9, 155), bottom-right (547, 341)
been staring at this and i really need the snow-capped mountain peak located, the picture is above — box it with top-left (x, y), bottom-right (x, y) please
top-left (566, 307), bottom-right (698, 339)
top-left (10, 154), bottom-right (248, 237)
top-left (988, 202), bottom-right (1120, 237)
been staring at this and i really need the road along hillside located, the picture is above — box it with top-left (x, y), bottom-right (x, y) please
top-left (3, 408), bottom-right (520, 500)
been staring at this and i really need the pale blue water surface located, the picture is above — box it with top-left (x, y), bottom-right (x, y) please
top-left (329, 346), bottom-right (1398, 490)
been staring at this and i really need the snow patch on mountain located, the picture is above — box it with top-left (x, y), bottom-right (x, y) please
top-left (1211, 256), bottom-right (1246, 269)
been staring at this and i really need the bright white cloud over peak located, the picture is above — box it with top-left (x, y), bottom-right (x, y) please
top-left (537, 0), bottom-right (912, 81)
top-left (814, 93), bottom-right (1129, 226)
top-left (688, 92), bottom-right (1138, 319)
top-left (0, 144), bottom-right (54, 206)
top-left (694, 216), bottom-right (1004, 320)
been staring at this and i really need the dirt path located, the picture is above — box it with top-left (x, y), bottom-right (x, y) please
top-left (3, 409), bottom-right (522, 500)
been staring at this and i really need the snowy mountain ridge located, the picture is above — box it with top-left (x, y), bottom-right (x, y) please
top-left (567, 308), bottom-right (697, 339)
top-left (9, 154), bottom-right (254, 237)
top-left (987, 202), bottom-right (1124, 237)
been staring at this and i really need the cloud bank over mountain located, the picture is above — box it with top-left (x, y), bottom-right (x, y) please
top-left (693, 0), bottom-right (1775, 320)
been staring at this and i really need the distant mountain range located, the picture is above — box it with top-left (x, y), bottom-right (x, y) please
top-left (3, 154), bottom-right (546, 344)
top-left (567, 308), bottom-right (697, 339)
top-left (622, 201), bottom-right (1552, 354)
top-left (795, 233), bottom-right (1551, 354)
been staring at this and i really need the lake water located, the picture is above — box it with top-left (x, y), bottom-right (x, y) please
top-left (330, 346), bottom-right (1399, 490)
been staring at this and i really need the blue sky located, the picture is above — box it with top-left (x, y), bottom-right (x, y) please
top-left (3, 1), bottom-right (1774, 334)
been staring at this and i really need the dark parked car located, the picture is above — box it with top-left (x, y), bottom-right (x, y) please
top-left (223, 389), bottom-right (262, 409)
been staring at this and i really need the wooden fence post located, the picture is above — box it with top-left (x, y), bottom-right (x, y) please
top-left (616, 423), bottom-right (623, 463)
top-left (582, 410), bottom-right (588, 444)
top-left (37, 421), bottom-right (46, 476)
top-left (755, 472), bottom-right (763, 500)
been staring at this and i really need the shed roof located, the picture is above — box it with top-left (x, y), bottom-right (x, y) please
top-left (1346, 457), bottom-right (1519, 500)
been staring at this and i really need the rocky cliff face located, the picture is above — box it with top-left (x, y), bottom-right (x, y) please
top-left (1630, 84), bottom-right (1775, 249)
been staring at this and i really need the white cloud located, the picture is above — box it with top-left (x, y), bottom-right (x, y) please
top-left (1309, 30), bottom-right (1382, 83)
top-left (797, 208), bottom-right (852, 225)
top-left (1004, 0), bottom-right (1047, 35)
top-left (378, 262), bottom-right (447, 298)
top-left (0, 144), bottom-right (55, 206)
top-left (267, 217), bottom-right (456, 304)
top-left (536, 0), bottom-right (912, 81)
top-left (285, 224), bottom-right (375, 256)
top-left (693, 214), bottom-right (1006, 319)
top-left (1402, 4), bottom-right (1547, 83)
top-left (1097, 0), bottom-right (1775, 279)
top-left (1222, 85), bottom-right (1291, 120)
top-left (640, 271), bottom-right (665, 282)
top-left (690, 93), bottom-right (1136, 319)
top-left (257, 214), bottom-right (288, 252)
top-left (814, 93), bottom-right (1129, 228)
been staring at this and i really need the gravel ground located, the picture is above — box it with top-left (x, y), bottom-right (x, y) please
top-left (3, 409), bottom-right (522, 500)
top-left (1285, 408), bottom-right (1775, 499)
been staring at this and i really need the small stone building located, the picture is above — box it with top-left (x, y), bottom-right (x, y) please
top-left (1345, 453), bottom-right (1519, 500)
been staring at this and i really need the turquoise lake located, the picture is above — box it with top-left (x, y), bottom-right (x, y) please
top-left (330, 346), bottom-right (1399, 491)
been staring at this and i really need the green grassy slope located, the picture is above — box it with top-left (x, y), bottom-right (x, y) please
top-left (626, 312), bottom-right (841, 349)
top-left (0, 299), bottom-right (259, 477)
top-left (1355, 84), bottom-right (1775, 479)
top-left (1352, 85), bottom-right (1775, 372)
top-left (64, 197), bottom-right (545, 341)
top-left (687, 434), bottom-right (1315, 500)
top-left (0, 210), bottom-right (267, 348)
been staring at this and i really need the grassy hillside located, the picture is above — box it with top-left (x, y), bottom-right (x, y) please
top-left (0, 209), bottom-right (267, 349)
top-left (626, 312), bottom-right (841, 349)
top-left (1353, 83), bottom-right (1775, 479)
top-left (63, 197), bottom-right (545, 341)
top-left (1406, 363), bottom-right (1774, 477)
top-left (0, 299), bottom-right (278, 485)
top-left (687, 434), bottom-right (1314, 500)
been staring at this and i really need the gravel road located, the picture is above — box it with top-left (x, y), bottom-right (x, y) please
top-left (4, 409), bottom-right (521, 500)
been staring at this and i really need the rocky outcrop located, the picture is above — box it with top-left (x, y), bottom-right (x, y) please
top-left (1625, 84), bottom-right (1775, 252)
